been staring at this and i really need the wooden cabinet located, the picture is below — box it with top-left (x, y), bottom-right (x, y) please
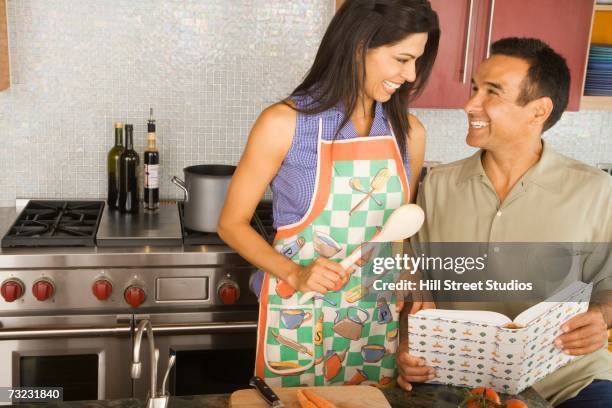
top-left (480, 0), bottom-right (594, 111)
top-left (413, 0), bottom-right (595, 111)
top-left (0, 0), bottom-right (8, 91)
top-left (411, 0), bottom-right (477, 108)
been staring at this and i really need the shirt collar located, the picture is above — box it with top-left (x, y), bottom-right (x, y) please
top-left (457, 150), bottom-right (486, 184)
top-left (457, 141), bottom-right (561, 193)
top-left (522, 141), bottom-right (562, 192)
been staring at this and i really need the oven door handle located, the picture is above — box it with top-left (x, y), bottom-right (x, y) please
top-left (150, 321), bottom-right (258, 335)
top-left (0, 325), bottom-right (132, 340)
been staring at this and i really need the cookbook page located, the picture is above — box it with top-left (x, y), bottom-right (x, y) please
top-left (414, 308), bottom-right (512, 326)
top-left (513, 281), bottom-right (592, 327)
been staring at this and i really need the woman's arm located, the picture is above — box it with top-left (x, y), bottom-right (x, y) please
top-left (218, 103), bottom-right (345, 294)
top-left (406, 114), bottom-right (426, 203)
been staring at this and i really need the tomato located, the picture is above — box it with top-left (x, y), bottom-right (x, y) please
top-left (471, 388), bottom-right (502, 405)
top-left (505, 399), bottom-right (528, 408)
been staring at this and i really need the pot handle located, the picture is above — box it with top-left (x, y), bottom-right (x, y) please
top-left (171, 176), bottom-right (189, 202)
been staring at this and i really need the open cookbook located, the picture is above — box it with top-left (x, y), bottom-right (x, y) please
top-left (407, 281), bottom-right (593, 394)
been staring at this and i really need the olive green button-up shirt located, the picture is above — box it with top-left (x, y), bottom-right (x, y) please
top-left (415, 142), bottom-right (612, 405)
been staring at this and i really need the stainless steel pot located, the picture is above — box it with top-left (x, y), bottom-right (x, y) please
top-left (171, 164), bottom-right (236, 232)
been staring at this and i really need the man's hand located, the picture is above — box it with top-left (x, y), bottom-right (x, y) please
top-left (396, 340), bottom-right (436, 391)
top-left (554, 304), bottom-right (608, 356)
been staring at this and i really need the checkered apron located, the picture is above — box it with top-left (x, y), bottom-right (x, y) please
top-left (255, 118), bottom-right (410, 388)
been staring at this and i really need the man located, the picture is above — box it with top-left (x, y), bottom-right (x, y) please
top-left (397, 37), bottom-right (612, 407)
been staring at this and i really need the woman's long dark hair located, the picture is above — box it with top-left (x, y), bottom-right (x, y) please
top-left (287, 0), bottom-right (439, 159)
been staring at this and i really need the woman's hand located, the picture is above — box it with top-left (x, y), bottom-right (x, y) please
top-left (288, 257), bottom-right (347, 294)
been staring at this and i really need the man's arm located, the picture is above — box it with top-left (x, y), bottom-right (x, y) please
top-left (555, 243), bottom-right (612, 355)
top-left (592, 289), bottom-right (612, 328)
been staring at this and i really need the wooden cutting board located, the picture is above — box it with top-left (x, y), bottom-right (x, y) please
top-left (230, 385), bottom-right (391, 408)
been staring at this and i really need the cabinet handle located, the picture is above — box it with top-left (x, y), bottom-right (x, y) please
top-left (0, 325), bottom-right (131, 340)
top-left (150, 321), bottom-right (258, 335)
top-left (485, 0), bottom-right (496, 59)
top-left (462, 0), bottom-right (475, 84)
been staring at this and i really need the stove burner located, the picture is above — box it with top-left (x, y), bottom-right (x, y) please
top-left (1, 201), bottom-right (105, 247)
top-left (252, 200), bottom-right (274, 243)
top-left (179, 200), bottom-right (275, 245)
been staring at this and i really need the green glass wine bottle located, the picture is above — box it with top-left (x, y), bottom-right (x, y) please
top-left (107, 122), bottom-right (124, 210)
top-left (119, 124), bottom-right (140, 213)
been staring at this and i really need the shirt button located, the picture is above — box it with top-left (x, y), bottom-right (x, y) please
top-left (496, 211), bottom-right (502, 217)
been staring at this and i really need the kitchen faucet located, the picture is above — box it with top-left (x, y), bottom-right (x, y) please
top-left (132, 319), bottom-right (175, 408)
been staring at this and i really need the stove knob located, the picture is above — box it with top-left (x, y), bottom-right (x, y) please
top-left (218, 281), bottom-right (240, 305)
top-left (32, 279), bottom-right (55, 301)
top-left (92, 279), bottom-right (113, 301)
top-left (124, 286), bottom-right (146, 308)
top-left (1, 279), bottom-right (25, 302)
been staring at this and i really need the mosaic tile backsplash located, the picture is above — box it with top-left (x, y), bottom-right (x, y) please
top-left (0, 0), bottom-right (610, 207)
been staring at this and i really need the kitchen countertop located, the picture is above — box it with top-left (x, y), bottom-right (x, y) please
top-left (0, 205), bottom-right (248, 269)
top-left (7, 384), bottom-right (551, 407)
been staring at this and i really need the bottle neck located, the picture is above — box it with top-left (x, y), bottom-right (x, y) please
top-left (125, 131), bottom-right (134, 150)
top-left (146, 133), bottom-right (157, 150)
top-left (115, 128), bottom-right (123, 146)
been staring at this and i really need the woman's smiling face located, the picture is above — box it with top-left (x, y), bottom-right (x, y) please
top-left (362, 32), bottom-right (428, 104)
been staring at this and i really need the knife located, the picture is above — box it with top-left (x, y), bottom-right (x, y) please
top-left (249, 376), bottom-right (285, 407)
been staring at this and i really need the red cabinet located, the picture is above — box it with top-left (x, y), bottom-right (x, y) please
top-left (411, 0), bottom-right (477, 108)
top-left (413, 0), bottom-right (594, 111)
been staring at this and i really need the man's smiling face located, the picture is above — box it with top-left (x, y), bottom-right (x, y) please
top-left (463, 55), bottom-right (536, 151)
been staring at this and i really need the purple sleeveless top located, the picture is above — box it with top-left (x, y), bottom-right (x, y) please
top-left (252, 94), bottom-right (412, 296)
top-left (270, 94), bottom-right (412, 229)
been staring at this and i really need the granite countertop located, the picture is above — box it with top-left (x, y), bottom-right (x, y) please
top-left (0, 204), bottom-right (552, 407)
top-left (9, 384), bottom-right (551, 407)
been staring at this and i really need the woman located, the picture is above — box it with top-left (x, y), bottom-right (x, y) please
top-left (218, 0), bottom-right (439, 388)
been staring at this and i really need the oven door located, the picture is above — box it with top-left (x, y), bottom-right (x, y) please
top-left (0, 314), bottom-right (133, 404)
top-left (134, 309), bottom-right (258, 398)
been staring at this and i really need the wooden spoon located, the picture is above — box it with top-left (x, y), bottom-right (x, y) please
top-left (299, 204), bottom-right (425, 304)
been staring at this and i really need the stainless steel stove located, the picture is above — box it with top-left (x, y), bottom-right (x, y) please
top-left (1, 200), bottom-right (104, 247)
top-left (0, 199), bottom-right (272, 402)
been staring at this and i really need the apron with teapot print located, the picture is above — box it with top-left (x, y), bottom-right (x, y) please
top-left (255, 118), bottom-right (410, 388)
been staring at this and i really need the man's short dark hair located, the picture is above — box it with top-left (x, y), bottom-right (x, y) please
top-left (491, 37), bottom-right (570, 132)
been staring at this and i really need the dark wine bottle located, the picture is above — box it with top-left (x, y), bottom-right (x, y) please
top-left (107, 122), bottom-right (125, 210)
top-left (144, 108), bottom-right (160, 211)
top-left (119, 124), bottom-right (140, 214)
